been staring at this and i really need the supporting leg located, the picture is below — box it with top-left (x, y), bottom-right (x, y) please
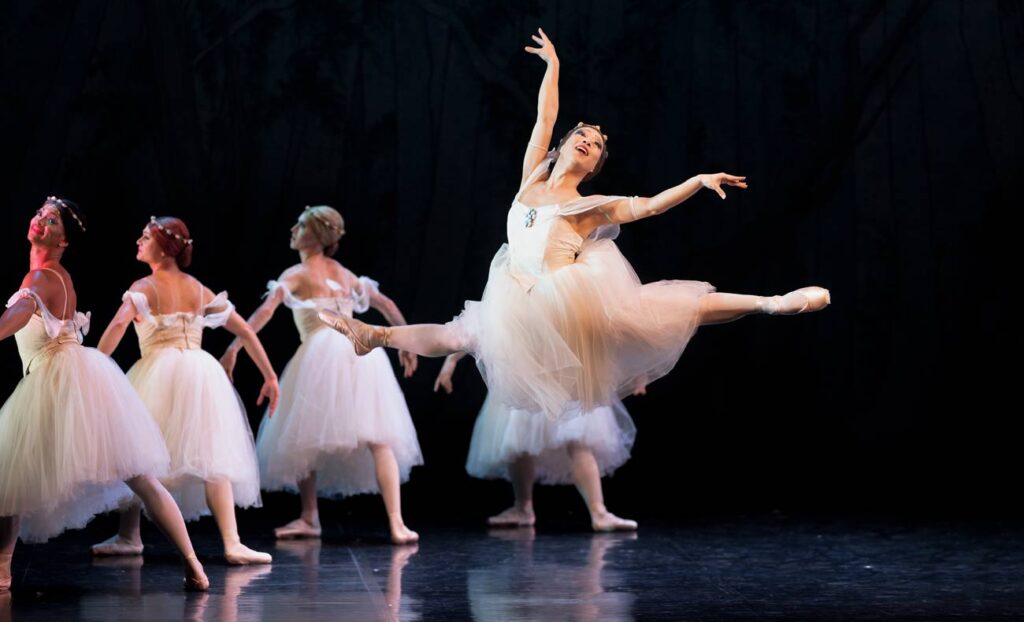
top-left (274, 472), bottom-right (321, 539)
top-left (205, 478), bottom-right (271, 565)
top-left (488, 455), bottom-right (537, 527)
top-left (91, 502), bottom-right (144, 556)
top-left (567, 443), bottom-right (637, 532)
top-left (369, 443), bottom-right (418, 544)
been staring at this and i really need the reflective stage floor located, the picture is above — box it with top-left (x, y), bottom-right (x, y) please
top-left (3, 516), bottom-right (1023, 620)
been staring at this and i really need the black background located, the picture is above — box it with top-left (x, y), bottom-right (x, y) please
top-left (0, 0), bottom-right (1019, 526)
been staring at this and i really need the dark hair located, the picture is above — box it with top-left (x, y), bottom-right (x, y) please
top-left (552, 123), bottom-right (609, 182)
top-left (148, 216), bottom-right (193, 268)
top-left (44, 196), bottom-right (87, 248)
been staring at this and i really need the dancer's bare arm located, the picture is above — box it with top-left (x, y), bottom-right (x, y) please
top-left (206, 285), bottom-right (280, 414)
top-left (522, 28), bottom-right (559, 185)
top-left (0, 271), bottom-right (64, 341)
top-left (367, 287), bottom-right (418, 378)
top-left (220, 271), bottom-right (297, 380)
top-left (433, 351), bottom-right (467, 394)
top-left (583, 173), bottom-right (748, 229)
top-left (96, 280), bottom-right (152, 356)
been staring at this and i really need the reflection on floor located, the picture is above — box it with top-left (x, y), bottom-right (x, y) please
top-left (4, 517), bottom-right (1024, 620)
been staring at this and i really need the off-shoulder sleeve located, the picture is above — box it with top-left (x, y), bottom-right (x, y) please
top-left (6, 289), bottom-right (63, 338)
top-left (122, 290), bottom-right (154, 323)
top-left (266, 280), bottom-right (316, 310)
top-left (201, 291), bottom-right (235, 328)
top-left (352, 276), bottom-right (380, 315)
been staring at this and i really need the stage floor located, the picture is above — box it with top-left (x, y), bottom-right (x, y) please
top-left (3, 516), bottom-right (1023, 620)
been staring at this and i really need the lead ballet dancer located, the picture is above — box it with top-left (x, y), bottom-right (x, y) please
top-left (320, 29), bottom-right (829, 532)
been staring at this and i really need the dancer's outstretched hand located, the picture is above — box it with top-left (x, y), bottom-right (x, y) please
top-left (258, 377), bottom-right (280, 416)
top-left (434, 356), bottom-right (458, 394)
top-left (700, 173), bottom-right (748, 199)
top-left (524, 27), bottom-right (557, 65)
top-left (399, 350), bottom-right (418, 378)
top-left (220, 349), bottom-right (238, 382)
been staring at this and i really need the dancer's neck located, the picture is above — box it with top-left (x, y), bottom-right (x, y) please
top-left (29, 245), bottom-right (63, 271)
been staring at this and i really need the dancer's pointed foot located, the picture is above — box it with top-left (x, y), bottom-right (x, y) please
top-left (274, 517), bottom-right (321, 540)
top-left (317, 309), bottom-right (390, 355)
top-left (0, 553), bottom-right (12, 592)
top-left (224, 541), bottom-right (273, 565)
top-left (591, 510), bottom-right (638, 532)
top-left (760, 286), bottom-right (831, 315)
top-left (183, 554), bottom-right (209, 592)
top-left (91, 535), bottom-right (144, 556)
top-left (487, 506), bottom-right (536, 528)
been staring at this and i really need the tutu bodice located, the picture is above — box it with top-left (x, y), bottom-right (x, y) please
top-left (268, 277), bottom-right (377, 342)
top-left (1, 271), bottom-right (170, 542)
top-left (124, 290), bottom-right (234, 357)
top-left (7, 288), bottom-right (90, 375)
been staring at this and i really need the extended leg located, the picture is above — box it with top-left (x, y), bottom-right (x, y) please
top-left (318, 311), bottom-right (465, 357)
top-left (698, 286), bottom-right (830, 326)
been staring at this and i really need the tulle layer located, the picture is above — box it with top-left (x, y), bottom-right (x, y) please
top-left (451, 239), bottom-right (713, 418)
top-left (127, 347), bottom-right (261, 521)
top-left (256, 327), bottom-right (422, 498)
top-left (0, 344), bottom-right (170, 542)
top-left (466, 396), bottom-right (636, 485)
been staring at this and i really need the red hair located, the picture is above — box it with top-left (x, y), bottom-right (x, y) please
top-left (149, 216), bottom-right (193, 268)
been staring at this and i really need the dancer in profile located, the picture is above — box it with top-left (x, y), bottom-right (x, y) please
top-left (222, 206), bottom-right (422, 544)
top-left (1, 198), bottom-right (208, 592)
top-left (91, 216), bottom-right (279, 565)
top-left (321, 29), bottom-right (830, 532)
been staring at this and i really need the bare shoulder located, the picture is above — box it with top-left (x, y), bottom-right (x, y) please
top-left (326, 259), bottom-right (359, 288)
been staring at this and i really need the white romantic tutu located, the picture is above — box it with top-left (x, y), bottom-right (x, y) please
top-left (466, 396), bottom-right (636, 485)
top-left (123, 290), bottom-right (261, 521)
top-left (0, 289), bottom-right (169, 542)
top-left (256, 279), bottom-right (423, 498)
top-left (449, 155), bottom-right (714, 419)
top-left (450, 236), bottom-right (713, 419)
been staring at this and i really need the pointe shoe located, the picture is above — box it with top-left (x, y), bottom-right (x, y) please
top-left (591, 511), bottom-right (638, 532)
top-left (183, 554), bottom-right (210, 592)
top-left (487, 506), bottom-right (536, 528)
top-left (91, 535), bottom-right (144, 556)
top-left (317, 309), bottom-right (390, 355)
top-left (224, 541), bottom-right (273, 565)
top-left (1, 553), bottom-right (12, 592)
top-left (760, 286), bottom-right (831, 315)
top-left (274, 518), bottom-right (321, 540)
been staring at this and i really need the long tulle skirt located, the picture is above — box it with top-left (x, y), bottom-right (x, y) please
top-left (127, 347), bottom-right (261, 521)
top-left (256, 327), bottom-right (423, 498)
top-left (0, 345), bottom-right (170, 542)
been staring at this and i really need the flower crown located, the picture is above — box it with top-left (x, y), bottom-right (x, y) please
top-left (149, 216), bottom-right (193, 246)
top-left (303, 206), bottom-right (344, 234)
top-left (45, 196), bottom-right (86, 232)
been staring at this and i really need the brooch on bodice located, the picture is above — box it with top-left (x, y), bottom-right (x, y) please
top-left (524, 207), bottom-right (537, 228)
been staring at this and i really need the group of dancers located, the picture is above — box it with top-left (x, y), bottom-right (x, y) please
top-left (0, 29), bottom-right (829, 593)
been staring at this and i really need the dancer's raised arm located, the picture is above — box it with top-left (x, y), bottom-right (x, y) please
top-left (522, 28), bottom-right (559, 185)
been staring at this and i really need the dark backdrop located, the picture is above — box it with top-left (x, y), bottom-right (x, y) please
top-left (0, 0), bottom-right (1020, 525)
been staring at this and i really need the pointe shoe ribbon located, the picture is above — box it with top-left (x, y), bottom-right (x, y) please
top-left (317, 309), bottom-right (390, 355)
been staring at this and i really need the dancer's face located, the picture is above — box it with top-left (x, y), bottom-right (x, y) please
top-left (559, 127), bottom-right (604, 173)
top-left (290, 214), bottom-right (320, 252)
top-left (28, 204), bottom-right (67, 248)
top-left (136, 225), bottom-right (163, 263)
